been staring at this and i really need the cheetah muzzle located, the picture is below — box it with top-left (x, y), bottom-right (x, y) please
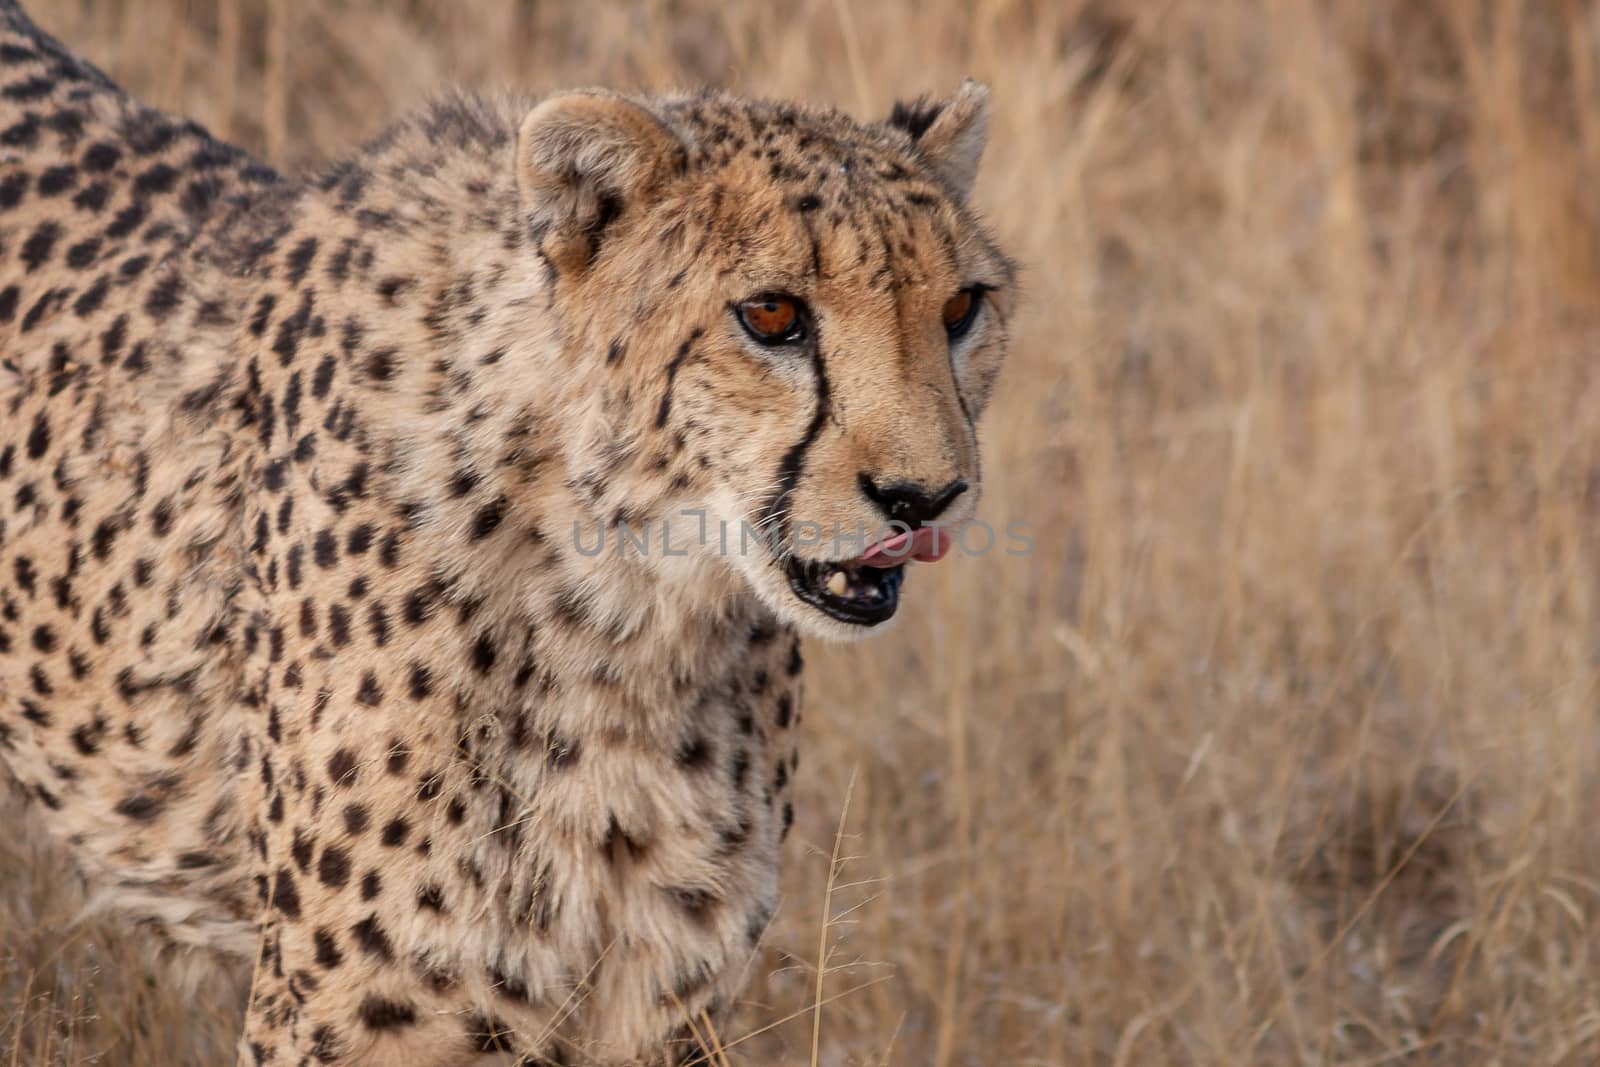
top-left (0, 0), bottom-right (1016, 1063)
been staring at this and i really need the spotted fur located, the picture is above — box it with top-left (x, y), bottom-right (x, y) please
top-left (0, 2), bottom-right (1015, 1063)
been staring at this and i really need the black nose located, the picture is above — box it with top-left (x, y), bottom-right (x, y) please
top-left (858, 474), bottom-right (968, 529)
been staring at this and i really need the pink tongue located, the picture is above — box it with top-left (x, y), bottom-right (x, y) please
top-left (855, 526), bottom-right (951, 569)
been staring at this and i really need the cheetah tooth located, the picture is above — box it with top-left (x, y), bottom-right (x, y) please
top-left (826, 569), bottom-right (849, 597)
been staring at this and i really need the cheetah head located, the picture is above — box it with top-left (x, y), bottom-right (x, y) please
top-left (519, 83), bottom-right (1015, 640)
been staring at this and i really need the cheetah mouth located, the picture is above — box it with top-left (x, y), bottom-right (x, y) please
top-left (783, 527), bottom-right (950, 626)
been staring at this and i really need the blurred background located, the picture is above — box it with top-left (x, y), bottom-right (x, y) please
top-left (6, 1), bottom-right (1600, 1064)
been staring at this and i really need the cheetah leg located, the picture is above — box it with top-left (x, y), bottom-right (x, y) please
top-left (233, 918), bottom-right (489, 1067)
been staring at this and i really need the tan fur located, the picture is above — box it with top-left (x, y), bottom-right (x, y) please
top-left (0, 2), bottom-right (1015, 1063)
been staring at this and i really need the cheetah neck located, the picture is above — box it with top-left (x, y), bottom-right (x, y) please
top-left (203, 121), bottom-right (790, 708)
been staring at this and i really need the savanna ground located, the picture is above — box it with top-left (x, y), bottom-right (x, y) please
top-left (5, 1), bottom-right (1600, 1064)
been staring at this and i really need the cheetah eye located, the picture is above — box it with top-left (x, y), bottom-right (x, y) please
top-left (942, 287), bottom-right (984, 341)
top-left (736, 294), bottom-right (807, 346)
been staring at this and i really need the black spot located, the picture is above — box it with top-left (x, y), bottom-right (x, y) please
top-left (282, 371), bottom-right (303, 433)
top-left (2, 75), bottom-right (54, 102)
top-left (247, 293), bottom-right (276, 338)
top-left (20, 221), bottom-right (60, 272)
top-left (91, 517), bottom-right (119, 560)
top-left (675, 734), bottom-right (713, 770)
top-left (0, 165), bottom-right (33, 213)
top-left (72, 181), bottom-right (108, 212)
top-left (69, 722), bottom-right (101, 756)
top-left (360, 870), bottom-right (381, 900)
top-left (20, 700), bottom-right (50, 727)
top-left (376, 275), bottom-right (412, 303)
top-left (134, 162), bottom-right (179, 196)
top-left (313, 528), bottom-right (337, 567)
top-left (365, 347), bottom-right (397, 382)
top-left (350, 915), bottom-right (393, 961)
top-left (96, 313), bottom-right (127, 366)
top-left (0, 117), bottom-right (36, 151)
top-left (291, 828), bottom-right (314, 871)
top-left (104, 199), bottom-right (147, 239)
top-left (311, 354), bottom-right (336, 398)
top-left (37, 164), bottom-right (76, 196)
top-left (355, 672), bottom-right (383, 707)
top-left (327, 603), bottom-right (351, 647)
top-left (408, 663), bottom-right (432, 699)
top-left (380, 817), bottom-right (409, 847)
top-left (402, 586), bottom-right (434, 626)
top-left (318, 845), bottom-right (351, 888)
top-left (21, 287), bottom-right (64, 332)
top-left (64, 236), bottom-right (99, 269)
top-left (358, 995), bottom-right (416, 1031)
top-left (367, 601), bottom-right (389, 645)
top-left (72, 275), bottom-right (109, 318)
top-left (416, 884), bottom-right (447, 912)
top-left (30, 624), bottom-right (55, 653)
top-left (341, 803), bottom-right (370, 836)
top-left (114, 789), bottom-right (166, 821)
top-left (381, 745), bottom-right (406, 780)
top-left (82, 142), bottom-right (121, 172)
top-left (469, 632), bottom-right (497, 674)
top-left (144, 273), bottom-right (183, 320)
top-left (470, 496), bottom-right (506, 540)
top-left (25, 412), bottom-right (49, 459)
top-left (272, 868), bottom-right (302, 919)
top-left (285, 236), bottom-right (318, 284)
top-left (272, 289), bottom-right (314, 366)
top-left (346, 523), bottom-right (373, 554)
top-left (327, 748), bottom-right (358, 787)
top-left (312, 928), bottom-right (342, 968)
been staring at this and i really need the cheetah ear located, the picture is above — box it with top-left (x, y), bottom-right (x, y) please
top-left (516, 92), bottom-right (685, 274)
top-left (885, 79), bottom-right (990, 202)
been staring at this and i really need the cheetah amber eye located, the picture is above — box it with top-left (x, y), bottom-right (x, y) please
top-left (737, 294), bottom-right (806, 345)
top-left (943, 287), bottom-right (983, 340)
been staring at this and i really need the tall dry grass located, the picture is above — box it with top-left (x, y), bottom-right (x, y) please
top-left (6, 1), bottom-right (1600, 1063)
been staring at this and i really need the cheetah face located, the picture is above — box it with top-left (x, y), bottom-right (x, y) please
top-left (519, 84), bottom-right (1015, 640)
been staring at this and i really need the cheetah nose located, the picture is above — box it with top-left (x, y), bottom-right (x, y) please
top-left (856, 474), bottom-right (967, 529)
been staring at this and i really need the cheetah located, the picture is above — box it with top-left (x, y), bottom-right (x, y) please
top-left (0, 2), bottom-right (1015, 1063)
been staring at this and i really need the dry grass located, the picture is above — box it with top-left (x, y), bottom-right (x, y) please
top-left (7, 0), bottom-right (1600, 1063)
